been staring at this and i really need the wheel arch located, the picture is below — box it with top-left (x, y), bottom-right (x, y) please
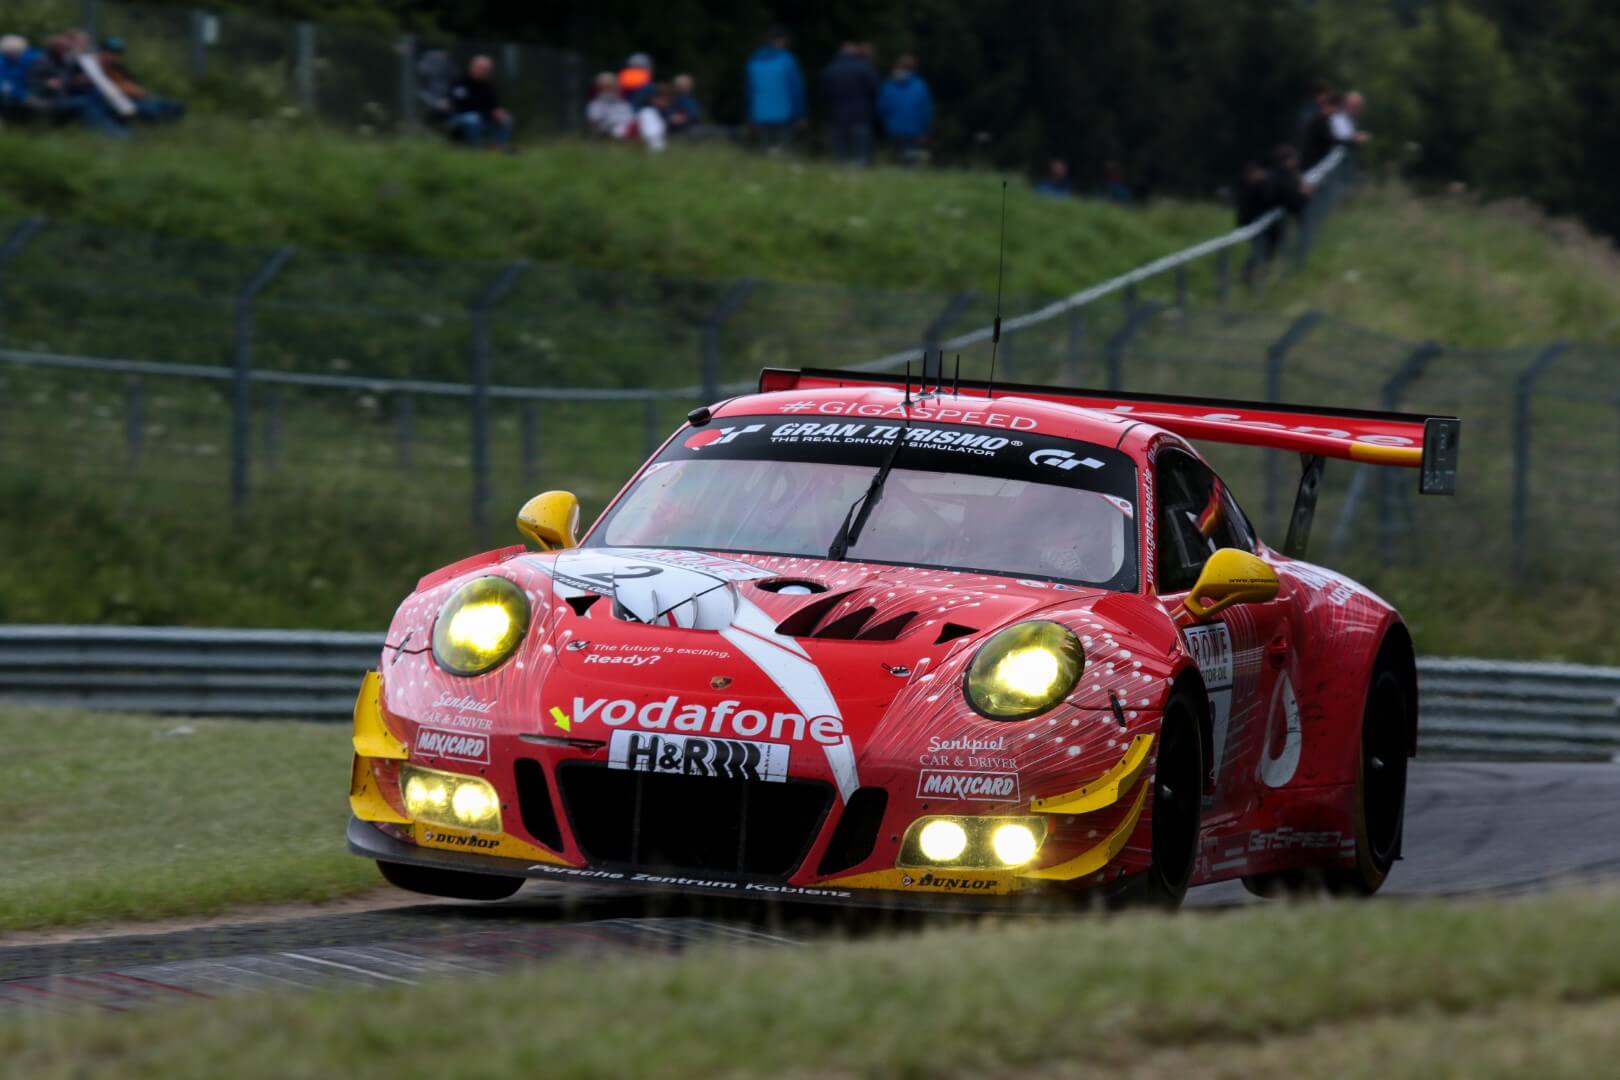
top-left (1375, 619), bottom-right (1419, 758)
top-left (1166, 664), bottom-right (1213, 793)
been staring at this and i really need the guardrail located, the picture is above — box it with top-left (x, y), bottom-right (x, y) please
top-left (1, 625), bottom-right (1616, 761)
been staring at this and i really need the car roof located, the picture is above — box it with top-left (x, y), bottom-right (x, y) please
top-left (713, 385), bottom-right (1179, 461)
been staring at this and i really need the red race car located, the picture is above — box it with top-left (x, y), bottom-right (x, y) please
top-left (348, 366), bottom-right (1460, 908)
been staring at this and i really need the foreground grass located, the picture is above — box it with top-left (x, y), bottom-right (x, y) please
top-left (0, 707), bottom-right (373, 932)
top-left (5, 888), bottom-right (1620, 1077)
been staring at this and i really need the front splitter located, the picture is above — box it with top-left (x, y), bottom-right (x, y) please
top-left (347, 817), bottom-right (1083, 914)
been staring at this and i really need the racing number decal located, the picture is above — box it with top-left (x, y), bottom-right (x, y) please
top-left (1259, 674), bottom-right (1302, 788)
top-left (1183, 624), bottom-right (1234, 783)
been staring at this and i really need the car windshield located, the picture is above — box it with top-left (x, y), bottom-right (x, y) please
top-left (590, 414), bottom-right (1139, 590)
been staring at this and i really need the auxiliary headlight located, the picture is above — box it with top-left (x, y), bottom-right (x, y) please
top-left (963, 620), bottom-right (1084, 720)
top-left (431, 576), bottom-right (530, 676)
top-left (400, 763), bottom-right (501, 833)
top-left (900, 815), bottom-right (1048, 869)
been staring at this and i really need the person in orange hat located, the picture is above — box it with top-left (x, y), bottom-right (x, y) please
top-left (618, 52), bottom-right (654, 107)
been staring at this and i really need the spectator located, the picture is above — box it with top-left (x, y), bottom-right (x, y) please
top-left (818, 41), bottom-right (878, 166)
top-left (1301, 91), bottom-right (1339, 171)
top-left (1295, 78), bottom-right (1331, 149)
top-left (664, 73), bottom-right (702, 135)
top-left (876, 54), bottom-right (932, 165)
top-left (619, 52), bottom-right (654, 107)
top-left (586, 70), bottom-right (633, 138)
top-left (27, 32), bottom-right (124, 137)
top-left (415, 49), bottom-right (454, 129)
top-left (97, 38), bottom-right (184, 122)
top-left (0, 34), bottom-right (40, 121)
top-left (1238, 146), bottom-right (1309, 287)
top-left (745, 26), bottom-right (806, 151)
top-left (1033, 158), bottom-right (1072, 197)
top-left (446, 54), bottom-right (513, 150)
top-left (1332, 90), bottom-right (1369, 148)
top-left (1097, 159), bottom-right (1131, 203)
top-left (636, 83), bottom-right (671, 152)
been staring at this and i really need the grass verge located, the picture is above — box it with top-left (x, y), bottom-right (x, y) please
top-left (4, 888), bottom-right (1620, 1076)
top-left (0, 707), bottom-right (374, 933)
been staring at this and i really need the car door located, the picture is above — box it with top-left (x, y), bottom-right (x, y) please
top-left (1152, 448), bottom-right (1293, 823)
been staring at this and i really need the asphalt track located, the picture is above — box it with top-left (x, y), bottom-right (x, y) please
top-left (3, 760), bottom-right (1616, 1014)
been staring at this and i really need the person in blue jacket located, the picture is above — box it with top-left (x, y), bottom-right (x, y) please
top-left (745, 26), bottom-right (806, 151)
top-left (0, 35), bottom-right (41, 120)
top-left (877, 54), bottom-right (932, 165)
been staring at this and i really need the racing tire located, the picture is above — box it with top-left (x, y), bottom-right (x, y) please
top-left (376, 859), bottom-right (525, 901)
top-left (1108, 684), bottom-right (1204, 910)
top-left (1242, 651), bottom-right (1410, 900)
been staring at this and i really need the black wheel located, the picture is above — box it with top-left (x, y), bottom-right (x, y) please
top-left (1322, 655), bottom-right (1409, 895)
top-left (1110, 684), bottom-right (1204, 910)
top-left (1243, 650), bottom-right (1410, 900)
top-left (377, 859), bottom-right (525, 901)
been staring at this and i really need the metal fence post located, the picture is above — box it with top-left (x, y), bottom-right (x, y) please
top-left (502, 43), bottom-right (520, 80)
top-left (1511, 342), bottom-right (1570, 579)
top-left (232, 246), bottom-right (294, 519)
top-left (1261, 310), bottom-right (1322, 536)
top-left (1064, 307), bottom-right (1085, 386)
top-left (1330, 341), bottom-right (1441, 561)
top-left (0, 217), bottom-right (45, 341)
top-left (700, 277), bottom-right (759, 404)
top-left (1104, 302), bottom-right (1165, 391)
top-left (470, 260), bottom-right (530, 538)
top-left (561, 51), bottom-right (583, 133)
top-left (395, 392), bottom-right (415, 471)
top-left (188, 10), bottom-right (209, 80)
top-left (124, 376), bottom-right (143, 468)
top-left (520, 399), bottom-right (539, 484)
top-left (397, 35), bottom-right (416, 132)
top-left (1215, 249), bottom-right (1231, 308)
top-left (294, 23), bottom-right (317, 113)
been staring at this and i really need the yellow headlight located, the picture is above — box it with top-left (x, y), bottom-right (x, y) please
top-left (964, 620), bottom-right (1084, 719)
top-left (431, 576), bottom-right (530, 676)
top-left (901, 815), bottom-right (1048, 869)
top-left (399, 763), bottom-right (501, 833)
top-left (918, 819), bottom-right (968, 861)
top-left (991, 823), bottom-right (1040, 867)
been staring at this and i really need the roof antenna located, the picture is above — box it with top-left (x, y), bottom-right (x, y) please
top-left (904, 354), bottom-right (912, 407)
top-left (952, 353), bottom-right (961, 397)
top-left (986, 180), bottom-right (1008, 400)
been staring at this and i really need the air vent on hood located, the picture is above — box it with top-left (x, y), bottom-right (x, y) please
top-left (934, 622), bottom-right (978, 645)
top-left (775, 593), bottom-right (920, 641)
top-left (756, 578), bottom-right (829, 595)
top-left (565, 594), bottom-right (601, 617)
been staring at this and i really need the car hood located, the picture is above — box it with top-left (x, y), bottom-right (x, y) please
top-left (384, 546), bottom-right (1176, 803)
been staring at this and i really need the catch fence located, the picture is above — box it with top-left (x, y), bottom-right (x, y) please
top-left (0, 147), bottom-right (1608, 591)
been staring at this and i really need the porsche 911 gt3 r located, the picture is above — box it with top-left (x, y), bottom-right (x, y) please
top-left (347, 366), bottom-right (1460, 908)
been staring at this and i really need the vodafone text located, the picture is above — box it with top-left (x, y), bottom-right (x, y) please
top-left (569, 696), bottom-right (845, 745)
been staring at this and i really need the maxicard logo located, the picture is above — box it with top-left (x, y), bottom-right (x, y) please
top-left (415, 727), bottom-right (491, 764)
top-left (569, 696), bottom-right (845, 745)
top-left (917, 770), bottom-right (1020, 802)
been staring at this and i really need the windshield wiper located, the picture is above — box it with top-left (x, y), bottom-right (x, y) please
top-left (827, 423), bottom-right (909, 561)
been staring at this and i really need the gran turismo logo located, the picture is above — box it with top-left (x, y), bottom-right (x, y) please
top-left (1029, 448), bottom-right (1105, 471)
top-left (684, 424), bottom-right (764, 450)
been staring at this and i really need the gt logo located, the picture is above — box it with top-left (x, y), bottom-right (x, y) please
top-left (1029, 448), bottom-right (1104, 471)
top-left (685, 424), bottom-right (765, 450)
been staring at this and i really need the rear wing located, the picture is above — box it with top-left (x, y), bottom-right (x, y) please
top-left (760, 367), bottom-right (1460, 496)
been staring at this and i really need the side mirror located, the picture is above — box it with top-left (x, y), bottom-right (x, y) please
top-left (1182, 548), bottom-right (1279, 621)
top-left (517, 491), bottom-right (580, 551)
